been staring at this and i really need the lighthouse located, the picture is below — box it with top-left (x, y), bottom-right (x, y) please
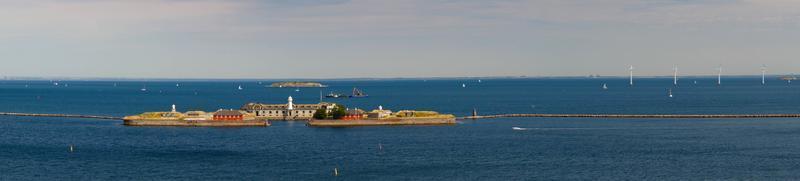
top-left (287, 96), bottom-right (294, 110)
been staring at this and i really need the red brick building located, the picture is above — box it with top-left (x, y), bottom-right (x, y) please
top-left (213, 110), bottom-right (244, 121)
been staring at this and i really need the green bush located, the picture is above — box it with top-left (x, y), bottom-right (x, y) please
top-left (313, 108), bottom-right (327, 119)
top-left (330, 104), bottom-right (347, 119)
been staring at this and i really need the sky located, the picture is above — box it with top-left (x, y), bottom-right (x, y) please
top-left (1, 0), bottom-right (799, 79)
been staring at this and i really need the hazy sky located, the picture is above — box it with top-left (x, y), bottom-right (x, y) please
top-left (1, 0), bottom-right (799, 79)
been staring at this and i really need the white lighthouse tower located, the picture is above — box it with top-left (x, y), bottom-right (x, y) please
top-left (287, 96), bottom-right (294, 110)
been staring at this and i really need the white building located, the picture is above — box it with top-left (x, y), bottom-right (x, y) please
top-left (240, 96), bottom-right (336, 120)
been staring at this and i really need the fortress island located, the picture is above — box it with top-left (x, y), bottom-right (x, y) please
top-left (123, 97), bottom-right (455, 127)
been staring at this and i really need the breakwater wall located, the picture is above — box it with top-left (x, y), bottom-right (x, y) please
top-left (3, 112), bottom-right (800, 122)
top-left (0, 112), bottom-right (122, 120)
top-left (459, 114), bottom-right (800, 120)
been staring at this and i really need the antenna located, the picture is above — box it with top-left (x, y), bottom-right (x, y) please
top-left (673, 65), bottom-right (678, 86)
top-left (717, 64), bottom-right (722, 86)
top-left (628, 65), bottom-right (634, 86)
top-left (761, 64), bottom-right (767, 85)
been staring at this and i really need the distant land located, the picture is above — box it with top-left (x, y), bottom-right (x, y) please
top-left (0, 74), bottom-right (789, 82)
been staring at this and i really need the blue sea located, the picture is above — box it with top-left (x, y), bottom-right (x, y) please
top-left (3, 77), bottom-right (800, 180)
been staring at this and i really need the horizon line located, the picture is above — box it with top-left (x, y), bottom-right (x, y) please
top-left (0, 74), bottom-right (794, 82)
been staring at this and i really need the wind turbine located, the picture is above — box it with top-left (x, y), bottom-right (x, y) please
top-left (673, 65), bottom-right (678, 86)
top-left (628, 65), bottom-right (634, 87)
top-left (716, 65), bottom-right (722, 86)
top-left (761, 64), bottom-right (767, 85)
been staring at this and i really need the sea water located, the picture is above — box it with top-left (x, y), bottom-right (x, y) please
top-left (2, 77), bottom-right (800, 180)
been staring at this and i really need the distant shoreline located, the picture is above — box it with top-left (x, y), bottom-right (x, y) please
top-left (0, 75), bottom-right (779, 82)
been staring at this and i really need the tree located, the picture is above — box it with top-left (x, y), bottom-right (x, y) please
top-left (330, 104), bottom-right (347, 119)
top-left (313, 108), bottom-right (328, 120)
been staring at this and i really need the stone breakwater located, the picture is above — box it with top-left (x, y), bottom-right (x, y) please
top-left (459, 114), bottom-right (800, 120)
top-left (0, 112), bottom-right (122, 120)
top-left (4, 112), bottom-right (800, 124)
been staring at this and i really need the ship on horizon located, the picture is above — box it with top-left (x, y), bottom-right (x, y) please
top-left (325, 87), bottom-right (369, 98)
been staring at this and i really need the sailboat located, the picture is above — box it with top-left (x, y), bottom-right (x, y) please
top-left (238, 85), bottom-right (243, 90)
top-left (140, 85), bottom-right (147, 92)
top-left (350, 87), bottom-right (368, 98)
top-left (462, 83), bottom-right (467, 88)
top-left (176, 83), bottom-right (180, 87)
top-left (602, 83), bottom-right (608, 90)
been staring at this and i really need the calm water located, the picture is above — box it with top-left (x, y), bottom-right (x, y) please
top-left (3, 77), bottom-right (800, 180)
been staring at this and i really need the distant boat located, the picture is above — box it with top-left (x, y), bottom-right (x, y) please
top-left (668, 88), bottom-right (673, 98)
top-left (238, 85), bottom-right (243, 90)
top-left (176, 83), bottom-right (180, 87)
top-left (325, 92), bottom-right (346, 98)
top-left (140, 86), bottom-right (147, 92)
top-left (462, 83), bottom-right (466, 88)
top-left (512, 127), bottom-right (528, 131)
top-left (602, 83), bottom-right (608, 90)
top-left (53, 82), bottom-right (59, 86)
top-left (350, 87), bottom-right (368, 98)
top-left (781, 75), bottom-right (796, 84)
top-left (295, 88), bottom-right (300, 92)
top-left (478, 79), bottom-right (482, 83)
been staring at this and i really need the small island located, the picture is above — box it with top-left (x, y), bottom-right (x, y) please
top-left (270, 82), bottom-right (327, 88)
top-left (124, 97), bottom-right (455, 127)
